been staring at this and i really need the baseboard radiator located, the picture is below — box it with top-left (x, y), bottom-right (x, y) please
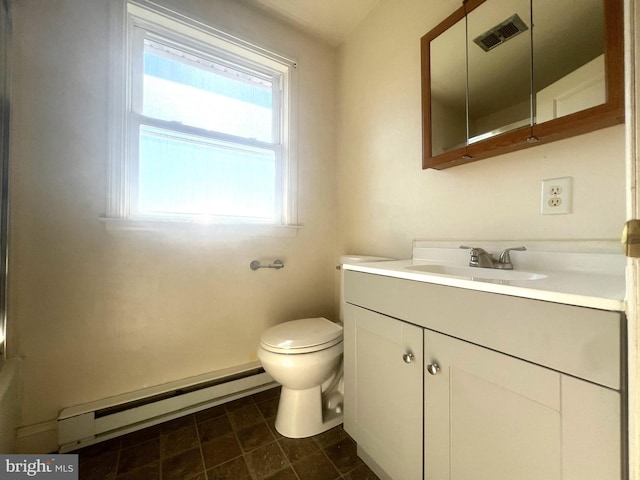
top-left (57, 362), bottom-right (276, 452)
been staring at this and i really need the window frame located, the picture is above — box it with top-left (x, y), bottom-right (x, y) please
top-left (106, 0), bottom-right (299, 234)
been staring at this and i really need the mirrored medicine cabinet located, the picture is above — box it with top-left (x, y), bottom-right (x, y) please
top-left (421, 0), bottom-right (624, 169)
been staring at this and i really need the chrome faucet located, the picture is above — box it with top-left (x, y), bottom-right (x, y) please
top-left (460, 246), bottom-right (526, 270)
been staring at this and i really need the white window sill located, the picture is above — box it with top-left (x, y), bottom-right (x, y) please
top-left (100, 217), bottom-right (301, 238)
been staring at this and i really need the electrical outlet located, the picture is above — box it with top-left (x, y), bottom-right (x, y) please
top-left (541, 177), bottom-right (572, 214)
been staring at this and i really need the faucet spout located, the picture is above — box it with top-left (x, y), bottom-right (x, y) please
top-left (463, 247), bottom-right (498, 268)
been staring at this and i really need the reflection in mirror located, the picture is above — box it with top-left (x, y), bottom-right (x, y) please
top-left (430, 17), bottom-right (467, 156)
top-left (466, 0), bottom-right (531, 142)
top-left (533, 0), bottom-right (605, 124)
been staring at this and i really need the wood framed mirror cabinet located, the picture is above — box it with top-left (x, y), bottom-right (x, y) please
top-left (421, 0), bottom-right (624, 170)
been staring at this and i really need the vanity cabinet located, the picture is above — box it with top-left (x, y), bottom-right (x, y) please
top-left (343, 270), bottom-right (623, 480)
top-left (343, 304), bottom-right (423, 480)
top-left (424, 329), bottom-right (621, 480)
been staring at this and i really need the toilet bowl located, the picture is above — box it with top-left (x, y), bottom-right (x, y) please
top-left (257, 255), bottom-right (391, 438)
top-left (257, 317), bottom-right (343, 438)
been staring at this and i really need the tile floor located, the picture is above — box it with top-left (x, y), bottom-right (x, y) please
top-left (72, 386), bottom-right (380, 480)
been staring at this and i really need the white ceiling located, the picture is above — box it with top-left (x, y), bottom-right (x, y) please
top-left (245, 0), bottom-right (381, 46)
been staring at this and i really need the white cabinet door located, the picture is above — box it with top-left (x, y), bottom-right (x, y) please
top-left (424, 329), bottom-right (622, 480)
top-left (424, 329), bottom-right (563, 480)
top-left (344, 304), bottom-right (423, 480)
top-left (561, 375), bottom-right (621, 480)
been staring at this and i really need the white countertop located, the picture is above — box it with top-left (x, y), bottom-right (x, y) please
top-left (343, 245), bottom-right (627, 311)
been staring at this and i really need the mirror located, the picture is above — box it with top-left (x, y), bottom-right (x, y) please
top-left (421, 0), bottom-right (624, 169)
top-left (533, 0), bottom-right (605, 124)
top-left (467, 0), bottom-right (531, 142)
top-left (430, 16), bottom-right (467, 156)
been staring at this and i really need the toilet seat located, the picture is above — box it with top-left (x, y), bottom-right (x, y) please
top-left (260, 317), bottom-right (343, 354)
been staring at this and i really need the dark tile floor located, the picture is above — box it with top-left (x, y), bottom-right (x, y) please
top-left (72, 386), bottom-right (380, 480)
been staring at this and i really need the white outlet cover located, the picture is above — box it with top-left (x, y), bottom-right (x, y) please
top-left (541, 177), bottom-right (572, 215)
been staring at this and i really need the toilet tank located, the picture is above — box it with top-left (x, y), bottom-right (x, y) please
top-left (338, 255), bottom-right (392, 321)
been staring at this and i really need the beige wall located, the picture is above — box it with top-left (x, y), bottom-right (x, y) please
top-left (7, 0), bottom-right (628, 450)
top-left (337, 0), bottom-right (626, 260)
top-left (9, 0), bottom-right (337, 431)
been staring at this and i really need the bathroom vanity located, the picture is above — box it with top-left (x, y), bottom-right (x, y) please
top-left (342, 242), bottom-right (626, 480)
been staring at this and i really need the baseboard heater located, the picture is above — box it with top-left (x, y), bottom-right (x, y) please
top-left (57, 362), bottom-right (276, 452)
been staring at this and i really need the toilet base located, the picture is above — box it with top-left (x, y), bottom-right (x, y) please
top-left (274, 385), bottom-right (344, 438)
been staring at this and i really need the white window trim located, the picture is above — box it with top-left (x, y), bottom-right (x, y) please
top-left (105, 0), bottom-right (300, 236)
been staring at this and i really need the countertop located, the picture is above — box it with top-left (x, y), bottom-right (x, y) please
top-left (343, 249), bottom-right (626, 312)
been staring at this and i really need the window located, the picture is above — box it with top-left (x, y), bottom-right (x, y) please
top-left (108, 1), bottom-right (298, 231)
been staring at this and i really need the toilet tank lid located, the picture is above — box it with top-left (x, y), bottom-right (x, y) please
top-left (261, 317), bottom-right (342, 350)
top-left (340, 255), bottom-right (392, 264)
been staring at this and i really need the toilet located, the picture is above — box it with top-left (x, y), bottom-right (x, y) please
top-left (257, 255), bottom-right (389, 438)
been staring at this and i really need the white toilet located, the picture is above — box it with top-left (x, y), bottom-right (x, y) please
top-left (257, 255), bottom-right (389, 438)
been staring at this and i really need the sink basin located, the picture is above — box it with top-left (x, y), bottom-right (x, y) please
top-left (406, 264), bottom-right (547, 281)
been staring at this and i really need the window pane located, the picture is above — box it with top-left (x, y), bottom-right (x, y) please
top-left (138, 125), bottom-right (277, 220)
top-left (143, 40), bottom-right (274, 142)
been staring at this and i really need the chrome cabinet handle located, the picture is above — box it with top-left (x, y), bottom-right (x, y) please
top-left (402, 353), bottom-right (415, 364)
top-left (427, 363), bottom-right (440, 375)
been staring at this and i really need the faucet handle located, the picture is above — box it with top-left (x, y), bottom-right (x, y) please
top-left (498, 246), bottom-right (526, 264)
top-left (460, 246), bottom-right (489, 255)
top-left (459, 245), bottom-right (488, 254)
